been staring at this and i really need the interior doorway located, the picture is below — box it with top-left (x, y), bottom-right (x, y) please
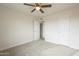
top-left (33, 19), bottom-right (45, 40)
top-left (40, 21), bottom-right (45, 40)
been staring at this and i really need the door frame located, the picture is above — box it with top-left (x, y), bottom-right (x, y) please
top-left (40, 21), bottom-right (45, 40)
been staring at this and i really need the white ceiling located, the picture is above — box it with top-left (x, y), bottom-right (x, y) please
top-left (0, 3), bottom-right (79, 17)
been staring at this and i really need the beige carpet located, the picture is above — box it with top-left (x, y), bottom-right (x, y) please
top-left (0, 40), bottom-right (79, 56)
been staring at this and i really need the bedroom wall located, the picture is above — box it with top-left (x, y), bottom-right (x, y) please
top-left (44, 5), bottom-right (79, 49)
top-left (0, 5), bottom-right (34, 50)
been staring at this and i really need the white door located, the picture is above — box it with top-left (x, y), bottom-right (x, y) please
top-left (33, 19), bottom-right (40, 40)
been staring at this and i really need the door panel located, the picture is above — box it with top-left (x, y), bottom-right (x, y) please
top-left (33, 20), bottom-right (40, 40)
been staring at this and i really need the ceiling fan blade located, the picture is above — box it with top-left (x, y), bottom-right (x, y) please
top-left (40, 9), bottom-right (44, 13)
top-left (41, 4), bottom-right (52, 8)
top-left (24, 3), bottom-right (34, 6)
top-left (31, 8), bottom-right (36, 12)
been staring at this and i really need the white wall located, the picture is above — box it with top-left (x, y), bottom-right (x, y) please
top-left (45, 5), bottom-right (79, 49)
top-left (0, 5), bottom-right (34, 50)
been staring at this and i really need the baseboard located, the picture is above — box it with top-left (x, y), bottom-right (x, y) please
top-left (45, 39), bottom-right (79, 50)
top-left (0, 39), bottom-right (34, 51)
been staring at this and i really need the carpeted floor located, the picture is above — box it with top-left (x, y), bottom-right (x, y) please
top-left (0, 40), bottom-right (79, 56)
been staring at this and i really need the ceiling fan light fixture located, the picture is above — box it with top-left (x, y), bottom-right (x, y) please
top-left (24, 3), bottom-right (52, 13)
top-left (36, 7), bottom-right (40, 10)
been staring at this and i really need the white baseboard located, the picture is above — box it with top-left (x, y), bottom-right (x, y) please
top-left (0, 39), bottom-right (34, 51)
top-left (45, 39), bottom-right (79, 50)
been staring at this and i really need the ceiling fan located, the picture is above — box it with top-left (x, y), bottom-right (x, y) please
top-left (24, 3), bottom-right (52, 13)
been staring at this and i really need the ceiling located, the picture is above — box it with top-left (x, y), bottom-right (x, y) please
top-left (0, 3), bottom-right (79, 17)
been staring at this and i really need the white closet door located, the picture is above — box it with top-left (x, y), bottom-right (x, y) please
top-left (33, 19), bottom-right (40, 40)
